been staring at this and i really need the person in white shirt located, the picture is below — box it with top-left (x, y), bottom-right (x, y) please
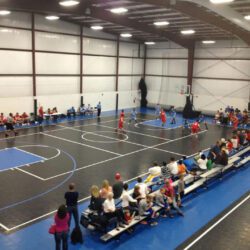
top-left (136, 177), bottom-right (148, 198)
top-left (121, 183), bottom-right (137, 209)
top-left (167, 157), bottom-right (179, 176)
top-left (103, 192), bottom-right (125, 229)
top-left (197, 154), bottom-right (208, 170)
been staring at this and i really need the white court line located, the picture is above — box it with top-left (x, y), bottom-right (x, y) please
top-left (14, 147), bottom-right (47, 161)
top-left (42, 129), bottom-right (207, 181)
top-left (97, 124), bottom-right (171, 141)
top-left (0, 171), bottom-right (150, 232)
top-left (40, 132), bottom-right (122, 157)
top-left (16, 168), bottom-right (46, 181)
top-left (137, 119), bottom-right (183, 130)
top-left (183, 194), bottom-right (250, 250)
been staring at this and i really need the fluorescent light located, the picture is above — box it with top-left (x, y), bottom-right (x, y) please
top-left (120, 33), bottom-right (132, 38)
top-left (244, 15), bottom-right (250, 20)
top-left (210, 0), bottom-right (234, 4)
top-left (0, 10), bottom-right (11, 16)
top-left (145, 42), bottom-right (155, 45)
top-left (202, 40), bottom-right (216, 44)
top-left (45, 15), bottom-right (60, 20)
top-left (154, 21), bottom-right (169, 26)
top-left (59, 0), bottom-right (80, 7)
top-left (91, 25), bottom-right (103, 30)
top-left (181, 29), bottom-right (195, 35)
top-left (110, 7), bottom-right (128, 14)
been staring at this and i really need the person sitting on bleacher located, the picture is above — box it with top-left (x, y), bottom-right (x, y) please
top-left (164, 179), bottom-right (184, 217)
top-left (89, 185), bottom-right (104, 214)
top-left (86, 104), bottom-right (93, 115)
top-left (167, 157), bottom-right (179, 177)
top-left (231, 135), bottom-right (239, 149)
top-left (213, 148), bottom-right (228, 168)
top-left (0, 113), bottom-right (6, 127)
top-left (190, 154), bottom-right (208, 174)
top-left (161, 161), bottom-right (172, 181)
top-left (226, 139), bottom-right (233, 153)
top-left (100, 180), bottom-right (112, 199)
top-left (67, 107), bottom-right (76, 118)
top-left (14, 112), bottom-right (23, 126)
top-left (237, 130), bottom-right (246, 146)
top-left (79, 104), bottom-right (86, 116)
top-left (103, 192), bottom-right (126, 230)
top-left (208, 141), bottom-right (221, 162)
top-left (139, 195), bottom-right (158, 226)
top-left (177, 160), bottom-right (189, 175)
top-left (136, 177), bottom-right (149, 199)
top-left (155, 188), bottom-right (173, 218)
top-left (21, 112), bottom-right (29, 124)
top-left (52, 107), bottom-right (58, 113)
top-left (132, 185), bottom-right (143, 204)
top-left (121, 183), bottom-right (137, 213)
top-left (112, 173), bottom-right (124, 200)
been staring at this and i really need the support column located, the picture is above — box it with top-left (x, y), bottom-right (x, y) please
top-left (115, 36), bottom-right (120, 111)
top-left (187, 45), bottom-right (195, 91)
top-left (143, 45), bottom-right (147, 79)
top-left (31, 13), bottom-right (37, 117)
top-left (80, 26), bottom-right (83, 106)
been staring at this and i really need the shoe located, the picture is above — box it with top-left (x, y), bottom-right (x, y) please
top-left (5, 134), bottom-right (8, 138)
top-left (116, 227), bottom-right (120, 231)
top-left (178, 212), bottom-right (184, 217)
top-left (161, 214), bottom-right (167, 218)
top-left (140, 221), bottom-right (148, 225)
top-left (150, 222), bottom-right (158, 226)
top-left (119, 223), bottom-right (126, 228)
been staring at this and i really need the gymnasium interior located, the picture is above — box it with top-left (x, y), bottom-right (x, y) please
top-left (0, 0), bottom-right (249, 250)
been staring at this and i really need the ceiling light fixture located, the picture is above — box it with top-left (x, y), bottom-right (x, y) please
top-left (202, 40), bottom-right (216, 44)
top-left (145, 42), bottom-right (155, 45)
top-left (181, 29), bottom-right (195, 35)
top-left (210, 0), bottom-right (234, 4)
top-left (59, 0), bottom-right (80, 7)
top-left (0, 10), bottom-right (11, 15)
top-left (154, 21), bottom-right (169, 26)
top-left (120, 33), bottom-right (132, 38)
top-left (91, 25), bottom-right (103, 30)
top-left (244, 15), bottom-right (250, 20)
top-left (110, 7), bottom-right (128, 14)
top-left (46, 15), bottom-right (60, 20)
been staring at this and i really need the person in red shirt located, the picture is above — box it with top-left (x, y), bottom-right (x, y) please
top-left (226, 139), bottom-right (233, 153)
top-left (191, 120), bottom-right (200, 136)
top-left (21, 112), bottom-right (29, 124)
top-left (118, 110), bottom-right (125, 131)
top-left (160, 109), bottom-right (166, 127)
top-left (14, 112), bottom-right (23, 126)
top-left (0, 113), bottom-right (6, 127)
top-left (232, 115), bottom-right (239, 130)
top-left (164, 179), bottom-right (184, 216)
top-left (38, 106), bottom-right (44, 125)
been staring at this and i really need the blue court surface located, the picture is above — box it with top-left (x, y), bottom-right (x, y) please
top-left (0, 148), bottom-right (45, 171)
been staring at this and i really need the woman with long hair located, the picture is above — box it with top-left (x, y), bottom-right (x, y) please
top-left (54, 204), bottom-right (69, 250)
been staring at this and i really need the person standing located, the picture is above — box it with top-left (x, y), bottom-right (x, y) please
top-left (54, 205), bottom-right (69, 250)
top-left (5, 113), bottom-right (18, 137)
top-left (97, 101), bottom-right (101, 117)
top-left (129, 108), bottom-right (137, 124)
top-left (64, 183), bottom-right (79, 228)
top-left (112, 173), bottom-right (124, 200)
top-left (38, 106), bottom-right (44, 125)
top-left (160, 109), bottom-right (167, 127)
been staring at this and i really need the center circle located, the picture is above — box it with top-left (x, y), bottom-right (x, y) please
top-left (81, 130), bottom-right (129, 143)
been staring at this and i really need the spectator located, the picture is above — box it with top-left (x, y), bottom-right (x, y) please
top-left (64, 183), bottom-right (79, 228)
top-left (208, 141), bottom-right (221, 162)
top-left (177, 174), bottom-right (185, 202)
top-left (167, 157), bottom-right (178, 176)
top-left (121, 183), bottom-right (137, 210)
top-left (136, 177), bottom-right (148, 199)
top-left (97, 102), bottom-right (101, 117)
top-left (161, 161), bottom-right (172, 180)
top-left (67, 107), bottom-right (76, 118)
top-left (103, 192), bottom-right (125, 230)
top-left (164, 179), bottom-right (184, 217)
top-left (154, 188), bottom-right (173, 218)
top-left (231, 135), bottom-right (239, 149)
top-left (79, 104), bottom-right (86, 116)
top-left (5, 113), bottom-right (18, 138)
top-left (14, 112), bottom-right (23, 126)
top-left (132, 185), bottom-right (143, 204)
top-left (214, 149), bottom-right (228, 167)
top-left (177, 160), bottom-right (188, 175)
top-left (38, 106), bottom-right (44, 125)
top-left (191, 154), bottom-right (208, 173)
top-left (226, 139), bottom-right (233, 153)
top-left (21, 112), bottom-right (29, 124)
top-left (112, 173), bottom-right (124, 200)
top-left (0, 113), bottom-right (6, 127)
top-left (100, 180), bottom-right (112, 199)
top-left (54, 204), bottom-right (69, 250)
top-left (88, 185), bottom-right (104, 214)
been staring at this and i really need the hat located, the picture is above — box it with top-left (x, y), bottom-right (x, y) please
top-left (115, 173), bottom-right (121, 180)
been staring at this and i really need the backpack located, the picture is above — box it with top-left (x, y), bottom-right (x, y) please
top-left (71, 226), bottom-right (84, 245)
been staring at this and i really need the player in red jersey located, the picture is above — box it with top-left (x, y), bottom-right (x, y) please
top-left (160, 109), bottom-right (167, 127)
top-left (118, 110), bottom-right (125, 131)
top-left (191, 120), bottom-right (200, 136)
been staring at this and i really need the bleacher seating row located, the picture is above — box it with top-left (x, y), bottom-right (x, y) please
top-left (87, 145), bottom-right (250, 242)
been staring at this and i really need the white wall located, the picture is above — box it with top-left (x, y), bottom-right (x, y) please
top-left (145, 41), bottom-right (250, 111)
top-left (0, 12), bottom-right (144, 114)
top-left (193, 41), bottom-right (250, 111)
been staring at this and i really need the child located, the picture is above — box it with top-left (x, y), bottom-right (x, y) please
top-left (155, 188), bottom-right (173, 218)
top-left (177, 174), bottom-right (185, 206)
top-left (183, 119), bottom-right (190, 130)
top-left (191, 120), bottom-right (200, 137)
top-left (232, 115), bottom-right (239, 130)
top-left (129, 108), bottom-right (137, 124)
top-left (160, 109), bottom-right (167, 127)
top-left (118, 110), bottom-right (125, 131)
top-left (170, 107), bottom-right (176, 124)
top-left (155, 104), bottom-right (161, 119)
